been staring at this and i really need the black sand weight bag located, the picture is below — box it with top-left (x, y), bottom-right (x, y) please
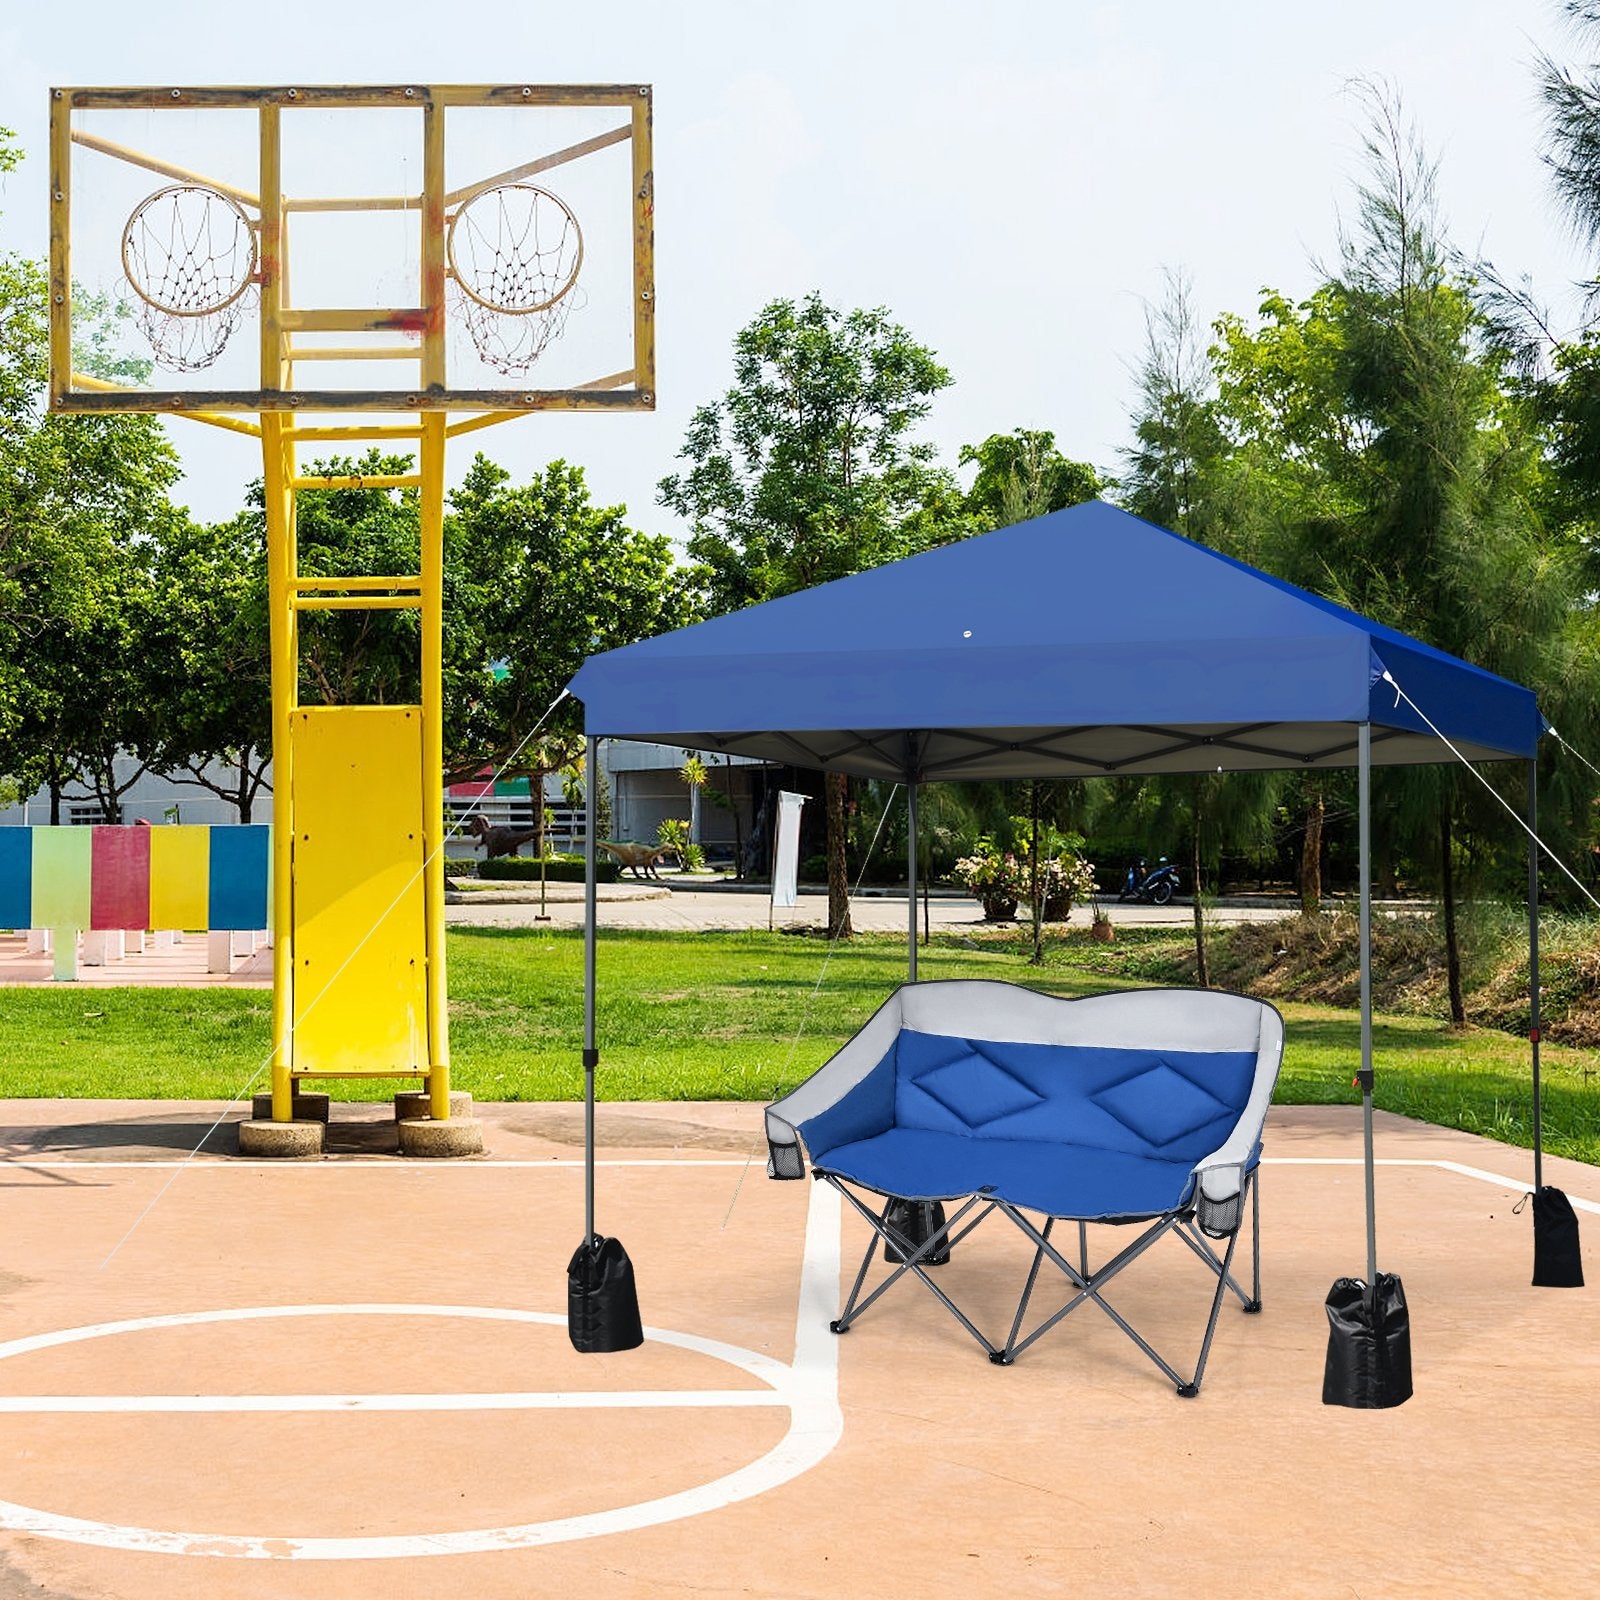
top-left (1531, 1186), bottom-right (1584, 1289)
top-left (567, 1234), bottom-right (644, 1353)
top-left (1322, 1272), bottom-right (1413, 1409)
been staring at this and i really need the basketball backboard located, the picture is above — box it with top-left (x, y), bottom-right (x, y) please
top-left (48, 84), bottom-right (654, 416)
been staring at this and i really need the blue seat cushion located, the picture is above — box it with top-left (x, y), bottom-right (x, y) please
top-left (815, 1128), bottom-right (1202, 1221)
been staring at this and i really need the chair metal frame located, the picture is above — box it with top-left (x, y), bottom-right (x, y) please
top-left (818, 1168), bottom-right (1262, 1398)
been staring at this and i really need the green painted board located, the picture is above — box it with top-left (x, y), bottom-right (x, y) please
top-left (31, 827), bottom-right (92, 930)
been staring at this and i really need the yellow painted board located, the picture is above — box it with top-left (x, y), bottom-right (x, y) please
top-left (149, 826), bottom-right (211, 930)
top-left (290, 705), bottom-right (427, 1077)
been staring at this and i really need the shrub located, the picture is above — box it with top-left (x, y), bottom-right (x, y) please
top-left (477, 855), bottom-right (622, 883)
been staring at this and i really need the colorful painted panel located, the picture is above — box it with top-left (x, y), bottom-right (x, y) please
top-left (148, 826), bottom-right (211, 931)
top-left (0, 829), bottom-right (31, 928)
top-left (31, 827), bottom-right (92, 931)
top-left (209, 826), bottom-right (270, 930)
top-left (90, 828), bottom-right (151, 930)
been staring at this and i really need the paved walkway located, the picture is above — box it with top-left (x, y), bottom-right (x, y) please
top-left (445, 881), bottom-right (1300, 933)
top-left (0, 888), bottom-right (1307, 987)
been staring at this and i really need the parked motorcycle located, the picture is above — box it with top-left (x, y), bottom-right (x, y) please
top-left (1118, 857), bottom-right (1180, 906)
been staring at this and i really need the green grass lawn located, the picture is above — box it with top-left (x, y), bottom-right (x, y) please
top-left (2, 925), bottom-right (1595, 1164)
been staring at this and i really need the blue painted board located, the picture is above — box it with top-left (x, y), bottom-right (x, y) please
top-left (208, 826), bottom-right (270, 930)
top-left (0, 828), bottom-right (31, 927)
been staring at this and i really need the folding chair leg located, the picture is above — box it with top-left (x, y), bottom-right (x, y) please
top-left (1175, 1221), bottom-right (1253, 1310)
top-left (999, 1218), bottom-right (1057, 1363)
top-left (1246, 1171), bottom-right (1262, 1312)
top-left (834, 1206), bottom-right (888, 1329)
top-left (1178, 1225), bottom-right (1242, 1398)
top-left (996, 1202), bottom-right (1248, 1397)
top-left (823, 1179), bottom-right (1000, 1356)
top-left (1175, 1171), bottom-right (1261, 1315)
top-left (998, 1208), bottom-right (1173, 1368)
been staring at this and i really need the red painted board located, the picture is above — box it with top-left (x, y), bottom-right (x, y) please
top-left (90, 826), bottom-right (151, 930)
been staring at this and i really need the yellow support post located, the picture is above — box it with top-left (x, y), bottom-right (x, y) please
top-left (259, 103), bottom-right (298, 1125)
top-left (420, 412), bottom-right (449, 1119)
top-left (263, 412), bottom-right (297, 1123)
top-left (421, 98), bottom-right (452, 1121)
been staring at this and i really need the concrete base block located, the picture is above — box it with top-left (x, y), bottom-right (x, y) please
top-left (393, 1090), bottom-right (474, 1122)
top-left (26, 930), bottom-right (51, 955)
top-left (82, 930), bottom-right (125, 966)
top-left (237, 1119), bottom-right (324, 1158)
top-left (398, 1117), bottom-right (484, 1158)
top-left (251, 1092), bottom-right (331, 1124)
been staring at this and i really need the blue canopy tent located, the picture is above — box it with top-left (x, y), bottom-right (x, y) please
top-left (566, 500), bottom-right (1553, 1391)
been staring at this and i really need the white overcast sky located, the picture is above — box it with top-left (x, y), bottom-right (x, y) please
top-left (0, 0), bottom-right (1592, 537)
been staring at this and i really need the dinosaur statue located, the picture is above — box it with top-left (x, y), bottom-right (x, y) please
top-left (597, 840), bottom-right (680, 880)
top-left (459, 813), bottom-right (541, 860)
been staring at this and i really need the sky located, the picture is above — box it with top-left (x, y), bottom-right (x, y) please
top-left (0, 0), bottom-right (1594, 540)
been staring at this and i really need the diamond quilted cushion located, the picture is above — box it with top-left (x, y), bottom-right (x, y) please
top-left (913, 1043), bottom-right (1046, 1130)
top-left (894, 1032), bottom-right (1049, 1134)
top-left (1090, 1061), bottom-right (1234, 1150)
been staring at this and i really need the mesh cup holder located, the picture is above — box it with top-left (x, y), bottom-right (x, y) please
top-left (767, 1140), bottom-right (805, 1180)
top-left (1196, 1189), bottom-right (1243, 1239)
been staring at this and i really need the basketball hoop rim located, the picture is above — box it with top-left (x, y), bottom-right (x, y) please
top-left (121, 183), bottom-right (260, 319)
top-left (445, 182), bottom-right (585, 317)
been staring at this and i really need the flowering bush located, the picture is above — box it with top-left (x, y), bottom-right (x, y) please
top-left (953, 839), bottom-right (1028, 918)
top-left (953, 840), bottom-right (1028, 898)
top-left (956, 836), bottom-right (1099, 921)
top-left (1033, 852), bottom-right (1099, 911)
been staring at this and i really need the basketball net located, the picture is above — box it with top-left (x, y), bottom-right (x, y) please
top-left (448, 183), bottom-right (584, 376)
top-left (122, 185), bottom-right (259, 372)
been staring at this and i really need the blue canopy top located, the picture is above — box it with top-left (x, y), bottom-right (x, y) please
top-left (568, 501), bottom-right (1541, 780)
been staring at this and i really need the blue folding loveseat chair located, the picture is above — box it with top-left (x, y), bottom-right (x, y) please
top-left (766, 981), bottom-right (1285, 1396)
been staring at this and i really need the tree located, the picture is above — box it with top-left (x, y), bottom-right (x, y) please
top-left (659, 292), bottom-right (959, 936)
top-left (0, 334), bottom-right (190, 815)
top-left (0, 131), bottom-right (198, 816)
top-left (146, 513), bottom-right (274, 821)
top-left (1537, 4), bottom-right (1600, 258)
top-left (1201, 87), bottom-right (1591, 1010)
top-left (1120, 270), bottom-right (1240, 551)
top-left (446, 454), bottom-right (701, 784)
top-left (959, 429), bottom-right (1102, 528)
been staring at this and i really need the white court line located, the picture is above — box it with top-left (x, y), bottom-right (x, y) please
top-left (0, 1180), bottom-right (843, 1560)
top-left (0, 1391), bottom-right (787, 1414)
top-left (1264, 1155), bottom-right (1600, 1215)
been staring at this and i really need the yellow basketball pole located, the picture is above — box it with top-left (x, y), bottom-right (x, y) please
top-left (420, 413), bottom-right (449, 1117)
top-left (259, 102), bottom-right (298, 1124)
top-left (263, 413), bottom-right (297, 1122)
top-left (421, 100), bottom-right (452, 1119)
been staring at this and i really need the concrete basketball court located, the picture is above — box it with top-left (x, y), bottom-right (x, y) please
top-left (1, 1097), bottom-right (1596, 1599)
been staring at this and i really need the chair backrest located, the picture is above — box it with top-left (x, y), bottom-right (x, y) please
top-left (898, 984), bottom-right (1281, 1160)
top-left (887, 1028), bottom-right (1258, 1163)
top-left (785, 981), bottom-right (1282, 1169)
